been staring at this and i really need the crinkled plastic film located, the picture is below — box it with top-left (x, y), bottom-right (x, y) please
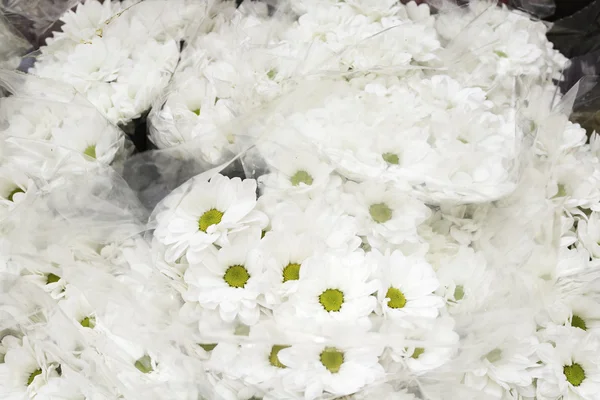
top-left (0, 11), bottom-right (30, 72)
top-left (0, 0), bottom-right (80, 45)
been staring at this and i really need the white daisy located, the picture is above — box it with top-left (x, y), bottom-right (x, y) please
top-left (535, 326), bottom-right (600, 400)
top-left (435, 247), bottom-right (493, 315)
top-left (382, 316), bottom-right (459, 375)
top-left (49, 111), bottom-right (124, 165)
top-left (577, 211), bottom-right (600, 259)
top-left (342, 181), bottom-right (431, 247)
top-left (369, 249), bottom-right (443, 323)
top-left (463, 334), bottom-right (539, 398)
top-left (183, 230), bottom-right (265, 326)
top-left (236, 320), bottom-right (297, 393)
top-left (276, 251), bottom-right (379, 330)
top-left (278, 343), bottom-right (385, 400)
top-left (153, 173), bottom-right (268, 264)
top-left (0, 335), bottom-right (61, 399)
top-left (258, 231), bottom-right (326, 307)
top-left (258, 141), bottom-right (335, 198)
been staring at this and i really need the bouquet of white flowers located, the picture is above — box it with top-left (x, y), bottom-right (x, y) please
top-left (2, 1), bottom-right (600, 400)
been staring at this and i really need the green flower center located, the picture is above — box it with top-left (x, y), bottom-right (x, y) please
top-left (269, 345), bottom-right (289, 369)
top-left (369, 203), bottom-right (392, 224)
top-left (571, 315), bottom-right (587, 331)
top-left (282, 262), bottom-right (301, 282)
top-left (27, 369), bottom-right (42, 386)
top-left (320, 347), bottom-right (344, 373)
top-left (267, 69), bottom-right (277, 80)
top-left (192, 108), bottom-right (201, 116)
top-left (224, 265), bottom-right (250, 288)
top-left (134, 355), bottom-right (153, 374)
top-left (319, 289), bottom-right (344, 312)
top-left (198, 209), bottom-right (223, 232)
top-left (494, 50), bottom-right (508, 58)
top-left (80, 316), bottom-right (96, 329)
top-left (454, 285), bottom-right (465, 301)
top-left (564, 363), bottom-right (585, 387)
top-left (83, 145), bottom-right (97, 159)
top-left (290, 170), bottom-right (313, 186)
top-left (382, 152), bottom-right (399, 165)
top-left (553, 184), bottom-right (567, 199)
top-left (199, 343), bottom-right (217, 352)
top-left (485, 348), bottom-right (503, 363)
top-left (46, 273), bottom-right (61, 285)
top-left (411, 347), bottom-right (425, 359)
top-left (7, 187), bottom-right (24, 202)
top-left (386, 287), bottom-right (406, 309)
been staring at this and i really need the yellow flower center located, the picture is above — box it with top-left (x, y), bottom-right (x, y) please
top-left (27, 369), bottom-right (42, 386)
top-left (198, 209), bottom-right (223, 232)
top-left (571, 315), bottom-right (587, 331)
top-left (80, 316), bottom-right (96, 329)
top-left (282, 262), bottom-right (301, 282)
top-left (382, 152), bottom-right (399, 165)
top-left (369, 203), bottom-right (392, 223)
top-left (199, 343), bottom-right (217, 352)
top-left (320, 347), bottom-right (344, 373)
top-left (83, 145), bottom-right (97, 159)
top-left (46, 273), bottom-right (61, 285)
top-left (7, 187), bottom-right (24, 202)
top-left (564, 363), bottom-right (585, 387)
top-left (290, 170), bottom-right (313, 186)
top-left (485, 348), bottom-right (503, 363)
top-left (224, 265), bottom-right (250, 288)
top-left (269, 345), bottom-right (289, 369)
top-left (319, 289), bottom-right (344, 312)
top-left (411, 347), bottom-right (425, 359)
top-left (134, 355), bottom-right (153, 374)
top-left (454, 285), bottom-right (465, 301)
top-left (386, 287), bottom-right (406, 309)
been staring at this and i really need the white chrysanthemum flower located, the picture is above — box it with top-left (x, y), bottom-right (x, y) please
top-left (0, 336), bottom-right (61, 398)
top-left (153, 174), bottom-right (268, 264)
top-left (535, 327), bottom-right (600, 400)
top-left (577, 211), bottom-right (600, 258)
top-left (258, 141), bottom-right (335, 197)
top-left (183, 230), bottom-right (264, 325)
top-left (235, 321), bottom-right (299, 393)
top-left (368, 250), bottom-right (443, 322)
top-left (277, 251), bottom-right (378, 330)
top-left (435, 247), bottom-right (493, 314)
top-left (342, 181), bottom-right (431, 246)
top-left (49, 114), bottom-right (124, 164)
top-left (258, 231), bottom-right (326, 307)
top-left (278, 343), bottom-right (385, 400)
top-left (463, 335), bottom-right (539, 399)
top-left (381, 316), bottom-right (458, 377)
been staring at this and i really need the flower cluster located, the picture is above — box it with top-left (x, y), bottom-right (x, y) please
top-left (2, 1), bottom-right (600, 400)
top-left (29, 0), bottom-right (204, 125)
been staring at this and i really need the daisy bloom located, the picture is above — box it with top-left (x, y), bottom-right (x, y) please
top-left (0, 335), bottom-right (62, 399)
top-left (342, 181), bottom-right (431, 246)
top-left (153, 173), bottom-right (268, 264)
top-left (276, 251), bottom-right (379, 330)
top-left (535, 326), bottom-right (600, 400)
top-left (369, 249), bottom-right (443, 323)
top-left (183, 230), bottom-right (265, 326)
top-left (278, 343), bottom-right (385, 400)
